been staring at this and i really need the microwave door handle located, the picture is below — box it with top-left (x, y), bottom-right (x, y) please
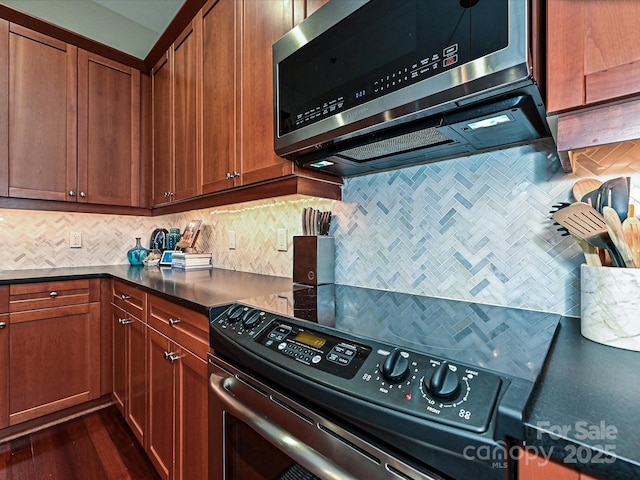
top-left (209, 372), bottom-right (359, 480)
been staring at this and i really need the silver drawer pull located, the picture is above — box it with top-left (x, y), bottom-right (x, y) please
top-left (0, 322), bottom-right (6, 329)
top-left (49, 291), bottom-right (58, 298)
top-left (169, 318), bottom-right (181, 327)
top-left (118, 318), bottom-right (133, 325)
top-left (121, 294), bottom-right (131, 301)
top-left (163, 351), bottom-right (181, 364)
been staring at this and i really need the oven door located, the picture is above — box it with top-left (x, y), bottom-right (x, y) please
top-left (208, 357), bottom-right (444, 480)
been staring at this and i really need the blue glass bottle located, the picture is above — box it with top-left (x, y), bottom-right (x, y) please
top-left (166, 228), bottom-right (181, 250)
top-left (127, 237), bottom-right (150, 265)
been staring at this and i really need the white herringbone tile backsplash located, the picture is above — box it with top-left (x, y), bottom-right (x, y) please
top-left (2, 138), bottom-right (639, 317)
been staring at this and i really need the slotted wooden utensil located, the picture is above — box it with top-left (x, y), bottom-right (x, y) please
top-left (552, 202), bottom-right (625, 267)
top-left (622, 216), bottom-right (640, 267)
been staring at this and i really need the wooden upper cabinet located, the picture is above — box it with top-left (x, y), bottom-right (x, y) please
top-left (1, 22), bottom-right (142, 207)
top-left (0, 20), bottom-right (7, 198)
top-left (201, 0), bottom-right (237, 194)
top-left (547, 0), bottom-right (640, 113)
top-left (237, 0), bottom-right (296, 186)
top-left (78, 50), bottom-right (141, 206)
top-left (173, 21), bottom-right (201, 202)
top-left (152, 52), bottom-right (173, 206)
top-left (152, 20), bottom-right (201, 207)
top-left (7, 24), bottom-right (77, 202)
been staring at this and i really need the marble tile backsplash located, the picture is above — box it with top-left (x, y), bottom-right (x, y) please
top-left (2, 138), bottom-right (639, 318)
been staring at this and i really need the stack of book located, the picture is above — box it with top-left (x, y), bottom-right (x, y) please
top-left (171, 252), bottom-right (212, 270)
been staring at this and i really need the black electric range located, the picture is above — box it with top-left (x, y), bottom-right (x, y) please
top-left (208, 284), bottom-right (561, 480)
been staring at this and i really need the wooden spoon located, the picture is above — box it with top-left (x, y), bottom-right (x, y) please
top-left (603, 206), bottom-right (636, 268)
top-left (622, 216), bottom-right (640, 267)
top-left (572, 178), bottom-right (602, 203)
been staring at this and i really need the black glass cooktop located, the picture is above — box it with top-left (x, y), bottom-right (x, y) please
top-left (238, 284), bottom-right (561, 383)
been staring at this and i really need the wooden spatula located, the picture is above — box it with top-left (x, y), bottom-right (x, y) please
top-left (552, 202), bottom-right (625, 267)
top-left (622, 216), bottom-right (640, 267)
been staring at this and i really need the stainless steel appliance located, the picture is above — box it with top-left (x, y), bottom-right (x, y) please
top-left (208, 286), bottom-right (561, 480)
top-left (273, 0), bottom-right (549, 177)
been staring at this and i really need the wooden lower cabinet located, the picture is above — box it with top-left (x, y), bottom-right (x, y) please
top-left (519, 450), bottom-right (601, 480)
top-left (112, 286), bottom-right (209, 480)
top-left (147, 326), bottom-right (175, 480)
top-left (7, 280), bottom-right (101, 425)
top-left (0, 312), bottom-right (8, 430)
top-left (111, 303), bottom-right (147, 445)
top-left (175, 342), bottom-right (208, 480)
top-left (147, 325), bottom-right (208, 480)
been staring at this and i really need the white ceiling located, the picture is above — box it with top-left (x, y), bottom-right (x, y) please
top-left (1, 0), bottom-right (185, 59)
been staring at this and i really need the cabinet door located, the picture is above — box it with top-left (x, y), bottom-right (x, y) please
top-left (152, 52), bottom-right (174, 206)
top-left (0, 20), bottom-right (7, 198)
top-left (238, 0), bottom-right (295, 186)
top-left (78, 50), bottom-right (141, 206)
top-left (201, 0), bottom-right (237, 194)
top-left (173, 22), bottom-right (201, 201)
top-left (128, 314), bottom-right (147, 446)
top-left (547, 0), bottom-right (640, 113)
top-left (519, 450), bottom-right (602, 480)
top-left (0, 313), bottom-right (7, 429)
top-left (112, 305), bottom-right (128, 415)
top-left (175, 349), bottom-right (208, 480)
top-left (8, 302), bottom-right (100, 425)
top-left (8, 24), bottom-right (77, 202)
top-left (147, 327), bottom-right (175, 480)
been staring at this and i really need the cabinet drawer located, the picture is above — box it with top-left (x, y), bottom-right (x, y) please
top-left (148, 295), bottom-right (208, 359)
top-left (9, 279), bottom-right (98, 312)
top-left (112, 281), bottom-right (146, 317)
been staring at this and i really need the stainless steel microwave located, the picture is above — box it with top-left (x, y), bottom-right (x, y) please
top-left (273, 0), bottom-right (550, 177)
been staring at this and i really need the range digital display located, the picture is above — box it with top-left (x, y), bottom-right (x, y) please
top-left (294, 331), bottom-right (326, 349)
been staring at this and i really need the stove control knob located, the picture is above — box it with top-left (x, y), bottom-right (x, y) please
top-left (242, 309), bottom-right (264, 329)
top-left (226, 305), bottom-right (245, 324)
top-left (381, 349), bottom-right (409, 383)
top-left (424, 363), bottom-right (460, 398)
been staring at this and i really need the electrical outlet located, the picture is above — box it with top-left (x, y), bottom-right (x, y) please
top-left (276, 295), bottom-right (289, 314)
top-left (277, 229), bottom-right (288, 251)
top-left (69, 231), bottom-right (82, 248)
top-left (228, 230), bottom-right (236, 250)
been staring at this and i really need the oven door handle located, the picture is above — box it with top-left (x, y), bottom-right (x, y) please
top-left (210, 372), bottom-right (359, 480)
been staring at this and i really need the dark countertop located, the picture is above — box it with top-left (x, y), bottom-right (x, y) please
top-left (524, 316), bottom-right (640, 479)
top-left (2, 266), bottom-right (638, 479)
top-left (0, 265), bottom-right (294, 315)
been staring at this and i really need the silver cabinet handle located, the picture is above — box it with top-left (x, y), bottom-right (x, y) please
top-left (118, 318), bottom-right (133, 325)
top-left (226, 172), bottom-right (232, 180)
top-left (49, 291), bottom-right (58, 298)
top-left (0, 322), bottom-right (6, 329)
top-left (163, 351), bottom-right (181, 364)
top-left (121, 294), bottom-right (131, 301)
top-left (233, 171), bottom-right (240, 178)
top-left (168, 318), bottom-right (180, 327)
top-left (80, 191), bottom-right (86, 198)
top-left (209, 372), bottom-right (358, 480)
top-left (69, 190), bottom-right (76, 197)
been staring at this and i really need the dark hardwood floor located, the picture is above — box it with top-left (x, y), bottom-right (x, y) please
top-left (0, 406), bottom-right (160, 480)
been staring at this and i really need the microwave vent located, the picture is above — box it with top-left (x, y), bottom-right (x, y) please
top-left (337, 127), bottom-right (453, 161)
